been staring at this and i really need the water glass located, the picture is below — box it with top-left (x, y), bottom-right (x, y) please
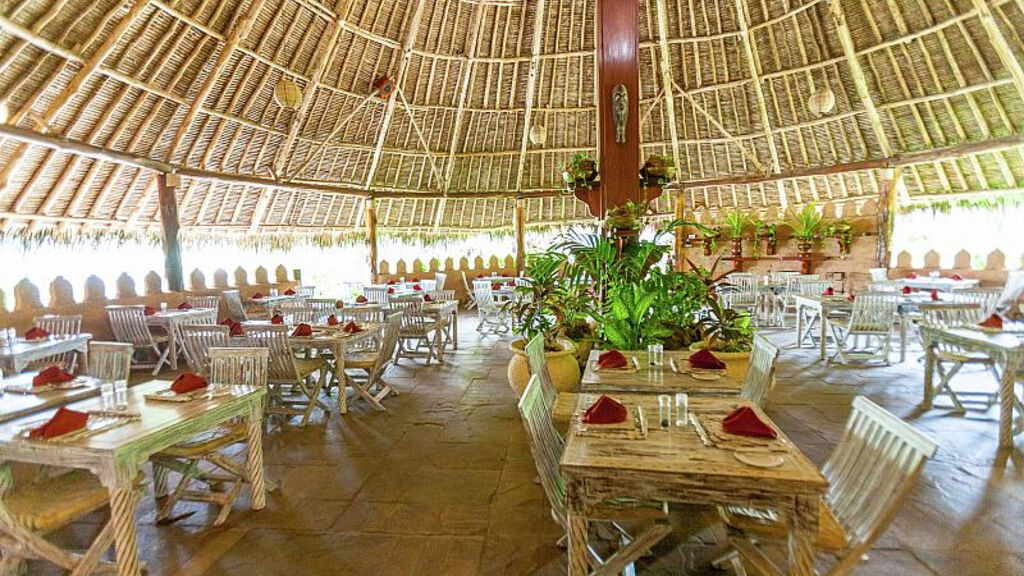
top-left (160, 302), bottom-right (168, 312)
top-left (658, 395), bottom-right (672, 429)
top-left (100, 382), bottom-right (115, 410)
top-left (675, 393), bottom-right (689, 427)
top-left (114, 380), bottom-right (128, 410)
top-left (647, 344), bottom-right (664, 366)
top-left (270, 288), bottom-right (279, 297)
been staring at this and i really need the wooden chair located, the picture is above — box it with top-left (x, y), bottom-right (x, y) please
top-left (388, 297), bottom-right (440, 365)
top-left (289, 306), bottom-right (325, 325)
top-left (29, 314), bottom-right (83, 371)
top-left (714, 396), bottom-right (938, 576)
top-left (83, 341), bottom-right (133, 382)
top-left (867, 281), bottom-right (900, 293)
top-left (0, 463), bottom-right (132, 575)
top-left (186, 295), bottom-right (220, 315)
top-left (180, 324), bottom-right (231, 376)
top-left (461, 271), bottom-right (478, 309)
top-left (828, 293), bottom-right (898, 365)
top-left (779, 279), bottom-right (831, 328)
top-left (434, 272), bottom-right (448, 291)
top-left (105, 304), bottom-right (171, 375)
top-left (473, 280), bottom-right (508, 334)
top-left (951, 288), bottom-right (1003, 321)
top-left (343, 312), bottom-right (403, 411)
top-left (919, 303), bottom-right (1003, 414)
top-left (720, 274), bottom-right (759, 321)
top-left (307, 298), bottom-right (340, 318)
top-left (223, 290), bottom-right (249, 322)
top-left (295, 285), bottom-right (317, 297)
top-left (740, 335), bottom-right (780, 408)
top-left (363, 286), bottom-right (389, 306)
top-left (430, 289), bottom-right (457, 302)
top-left (244, 324), bottom-right (329, 426)
top-left (524, 334), bottom-right (577, 431)
top-left (518, 376), bottom-right (672, 572)
top-left (151, 347), bottom-right (269, 526)
top-left (868, 268), bottom-right (888, 282)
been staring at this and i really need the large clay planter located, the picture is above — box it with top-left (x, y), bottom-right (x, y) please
top-left (508, 338), bottom-right (580, 398)
top-left (689, 341), bottom-right (751, 384)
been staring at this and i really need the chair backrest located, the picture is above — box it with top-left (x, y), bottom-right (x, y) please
top-left (296, 285), bottom-right (317, 297)
top-left (996, 270), bottom-right (1024, 314)
top-left (723, 275), bottom-right (759, 307)
top-left (180, 324), bottom-right (231, 375)
top-left (388, 297), bottom-right (427, 330)
top-left (524, 333), bottom-right (557, 408)
top-left (32, 314), bottom-right (82, 336)
top-left (417, 279), bottom-right (437, 292)
top-left (822, 396), bottom-right (937, 550)
top-left (473, 280), bottom-right (497, 309)
top-left (243, 324), bottom-right (300, 383)
top-left (796, 280), bottom-right (832, 296)
top-left (950, 289), bottom-right (1001, 321)
top-left (290, 306), bottom-right (325, 325)
top-left (223, 290), bottom-right (248, 322)
top-left (868, 268), bottom-right (888, 282)
top-left (208, 347), bottom-right (269, 388)
top-left (84, 342), bottom-right (133, 381)
top-left (867, 281), bottom-right (900, 293)
top-left (344, 307), bottom-right (385, 324)
top-left (740, 334), bottom-right (779, 407)
top-left (849, 293), bottom-right (898, 333)
top-left (434, 272), bottom-right (447, 291)
top-left (429, 289), bottom-right (457, 302)
top-left (105, 305), bottom-right (156, 347)
top-left (363, 286), bottom-right (390, 306)
top-left (307, 298), bottom-right (339, 316)
top-left (368, 312), bottom-right (404, 378)
top-left (517, 375), bottom-right (567, 526)
top-left (186, 295), bottom-right (220, 314)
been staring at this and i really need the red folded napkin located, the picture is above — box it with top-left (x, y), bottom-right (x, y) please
top-left (171, 372), bottom-right (208, 394)
top-left (846, 293), bottom-right (856, 302)
top-left (979, 314), bottom-right (1004, 330)
top-left (29, 407), bottom-right (88, 439)
top-left (411, 278), bottom-right (420, 282)
top-left (597, 350), bottom-right (628, 370)
top-left (251, 292), bottom-right (264, 299)
top-left (284, 289), bottom-right (296, 296)
top-left (930, 289), bottom-right (940, 301)
top-left (292, 324), bottom-right (313, 337)
top-left (144, 306), bottom-right (156, 316)
top-left (722, 406), bottom-right (777, 438)
top-left (387, 288), bottom-right (395, 294)
top-left (583, 395), bottom-right (628, 425)
top-left (951, 274), bottom-right (963, 281)
top-left (423, 294), bottom-right (433, 302)
top-left (335, 300), bottom-right (345, 309)
top-left (33, 365), bottom-right (75, 388)
top-left (901, 286), bottom-right (913, 295)
top-left (343, 321), bottom-right (363, 334)
top-left (491, 283), bottom-right (501, 290)
top-left (327, 314), bottom-right (340, 326)
top-left (24, 327), bottom-right (49, 341)
top-left (356, 295), bottom-right (368, 303)
top-left (177, 302), bottom-right (192, 310)
top-left (822, 287), bottom-right (834, 296)
top-left (219, 318), bottom-right (245, 337)
top-left (412, 284), bottom-right (422, 291)
top-left (688, 348), bottom-right (726, 370)
top-left (506, 281), bottom-right (516, 287)
top-left (386, 280), bottom-right (397, 285)
top-left (270, 313), bottom-right (284, 325)
top-left (477, 274), bottom-right (486, 279)
top-left (907, 272), bottom-right (918, 279)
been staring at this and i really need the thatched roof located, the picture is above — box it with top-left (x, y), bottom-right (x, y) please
top-left (1, 0), bottom-right (1023, 239)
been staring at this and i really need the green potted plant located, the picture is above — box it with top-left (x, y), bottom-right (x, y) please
top-left (824, 219), bottom-right (854, 256)
top-left (701, 226), bottom-right (722, 256)
top-left (604, 200), bottom-right (642, 233)
top-left (688, 292), bottom-right (756, 381)
top-left (753, 219), bottom-right (778, 255)
top-left (641, 154), bottom-right (676, 186)
top-left (724, 211), bottom-right (747, 259)
top-left (563, 152), bottom-right (598, 192)
top-left (785, 203), bottom-right (823, 257)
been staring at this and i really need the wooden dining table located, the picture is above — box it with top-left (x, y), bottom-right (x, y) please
top-left (561, 393), bottom-right (828, 576)
top-left (0, 334), bottom-right (93, 375)
top-left (146, 307), bottom-right (217, 370)
top-left (0, 372), bottom-right (103, 423)
top-left (580, 349), bottom-right (741, 395)
top-left (423, 300), bottom-right (459, 354)
top-left (0, 379), bottom-right (267, 576)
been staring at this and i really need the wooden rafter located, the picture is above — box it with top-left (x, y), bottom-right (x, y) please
top-left (514, 0), bottom-right (548, 192)
top-left (968, 0), bottom-right (1024, 99)
top-left (653, 0), bottom-right (681, 164)
top-left (733, 0), bottom-right (780, 172)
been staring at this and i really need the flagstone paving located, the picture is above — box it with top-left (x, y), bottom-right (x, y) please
top-left (38, 314), bottom-right (1024, 575)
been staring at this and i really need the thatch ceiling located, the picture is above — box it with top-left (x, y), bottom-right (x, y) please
top-left (1, 0), bottom-right (1023, 237)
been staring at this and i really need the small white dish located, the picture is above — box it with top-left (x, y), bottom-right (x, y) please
top-left (734, 452), bottom-right (784, 468)
top-left (689, 371), bottom-right (723, 381)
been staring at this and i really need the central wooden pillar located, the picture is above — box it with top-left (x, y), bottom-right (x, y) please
top-left (365, 198), bottom-right (379, 283)
top-left (876, 167), bottom-right (901, 268)
top-left (156, 173), bottom-right (184, 292)
top-left (514, 197), bottom-right (527, 273)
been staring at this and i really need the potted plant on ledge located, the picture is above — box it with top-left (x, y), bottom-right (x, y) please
top-left (562, 152), bottom-right (598, 193)
top-left (724, 211), bottom-right (747, 259)
top-left (701, 227), bottom-right (722, 256)
top-left (754, 219), bottom-right (778, 255)
top-left (785, 203), bottom-right (823, 258)
top-left (824, 219), bottom-right (854, 256)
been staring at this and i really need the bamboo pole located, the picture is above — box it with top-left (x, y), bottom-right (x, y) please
top-left (157, 173), bottom-right (184, 291)
top-left (514, 197), bottom-right (527, 273)
top-left (365, 198), bottom-right (379, 282)
top-left (875, 167), bottom-right (902, 268)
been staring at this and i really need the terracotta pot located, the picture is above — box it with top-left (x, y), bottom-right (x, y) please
top-left (688, 341), bottom-right (751, 384)
top-left (507, 338), bottom-right (580, 398)
top-left (797, 240), bottom-right (813, 254)
top-left (731, 238), bottom-right (743, 258)
top-left (702, 238), bottom-right (715, 256)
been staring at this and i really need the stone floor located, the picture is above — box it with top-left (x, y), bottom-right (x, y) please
top-left (39, 313), bottom-right (1024, 575)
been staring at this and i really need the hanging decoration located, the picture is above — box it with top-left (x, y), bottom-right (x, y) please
top-left (807, 3), bottom-right (836, 116)
top-left (274, 78), bottom-right (303, 111)
top-left (372, 75), bottom-right (396, 99)
top-left (808, 88), bottom-right (836, 116)
top-left (528, 123), bottom-right (547, 146)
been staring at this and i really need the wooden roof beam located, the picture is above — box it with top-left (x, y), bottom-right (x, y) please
top-left (968, 0), bottom-right (1024, 99)
top-left (734, 0), bottom-right (780, 173)
top-left (514, 0), bottom-right (548, 192)
top-left (653, 0), bottom-right (681, 164)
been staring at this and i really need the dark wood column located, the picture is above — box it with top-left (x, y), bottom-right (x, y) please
top-left (876, 167), bottom-right (901, 269)
top-left (514, 197), bottom-right (526, 273)
top-left (365, 198), bottom-right (379, 282)
top-left (156, 172), bottom-right (185, 292)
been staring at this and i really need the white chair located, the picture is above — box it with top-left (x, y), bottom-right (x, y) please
top-left (524, 333), bottom-right (577, 430)
top-left (714, 396), bottom-right (938, 576)
top-left (186, 295), bottom-right (220, 315)
top-left (779, 279), bottom-right (832, 328)
top-left (995, 269), bottom-right (1024, 316)
top-left (951, 289), bottom-right (1003, 321)
top-left (868, 267), bottom-right (889, 282)
top-left (307, 298), bottom-right (340, 318)
top-left (29, 314), bottom-right (83, 371)
top-left (244, 324), bottom-right (329, 426)
top-left (721, 274), bottom-right (760, 321)
top-left (151, 347), bottom-right (269, 526)
top-left (473, 280), bottom-right (508, 334)
top-left (179, 324), bottom-right (231, 376)
top-left (223, 290), bottom-right (249, 322)
top-left (461, 271), bottom-right (478, 309)
top-left (295, 285), bottom-right (317, 297)
top-left (388, 297), bottom-right (440, 365)
top-left (290, 306), bottom-right (325, 325)
top-left (868, 281), bottom-right (901, 293)
top-left (518, 376), bottom-right (671, 570)
top-left (363, 286), bottom-right (390, 307)
top-left (84, 341), bottom-right (133, 382)
top-left (920, 303), bottom-right (1003, 414)
top-left (829, 293), bottom-right (899, 365)
top-left (343, 312), bottom-right (403, 411)
top-left (434, 272), bottom-right (448, 291)
top-left (740, 335), bottom-right (780, 408)
top-left (106, 305), bottom-right (171, 375)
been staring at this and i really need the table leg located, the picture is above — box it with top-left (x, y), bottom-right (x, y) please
top-left (245, 401), bottom-right (267, 510)
top-left (566, 510), bottom-right (589, 576)
top-left (108, 486), bottom-right (141, 576)
top-left (899, 314), bottom-right (908, 363)
top-left (787, 496), bottom-right (818, 576)
top-left (922, 340), bottom-right (935, 408)
top-left (819, 307), bottom-right (828, 361)
top-left (336, 344), bottom-right (348, 415)
top-left (167, 320), bottom-right (179, 371)
top-left (997, 354), bottom-right (1016, 450)
top-left (796, 303), bottom-right (804, 348)
top-left (453, 308), bottom-right (459, 350)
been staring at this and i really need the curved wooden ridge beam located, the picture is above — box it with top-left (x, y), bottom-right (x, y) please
top-left (514, 0), bottom-right (548, 192)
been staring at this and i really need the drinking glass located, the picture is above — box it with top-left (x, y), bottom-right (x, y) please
top-left (160, 302), bottom-right (168, 312)
top-left (675, 393), bottom-right (689, 427)
top-left (658, 395), bottom-right (672, 429)
top-left (114, 380), bottom-right (128, 410)
top-left (647, 344), bottom-right (658, 367)
top-left (100, 382), bottom-right (115, 410)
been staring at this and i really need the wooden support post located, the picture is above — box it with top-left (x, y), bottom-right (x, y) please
top-left (514, 197), bottom-right (527, 273)
top-left (876, 167), bottom-right (902, 268)
top-left (365, 198), bottom-right (379, 283)
top-left (673, 190), bottom-right (686, 271)
top-left (157, 173), bottom-right (184, 292)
